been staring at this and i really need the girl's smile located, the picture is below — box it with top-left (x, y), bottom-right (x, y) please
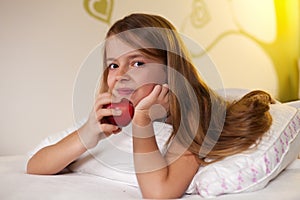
top-left (105, 37), bottom-right (167, 105)
top-left (116, 87), bottom-right (135, 96)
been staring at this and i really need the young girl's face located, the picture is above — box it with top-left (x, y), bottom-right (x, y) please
top-left (105, 37), bottom-right (167, 106)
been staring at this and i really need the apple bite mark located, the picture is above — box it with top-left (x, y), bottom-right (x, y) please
top-left (101, 98), bottom-right (135, 127)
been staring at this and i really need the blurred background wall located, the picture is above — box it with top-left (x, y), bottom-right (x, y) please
top-left (0, 0), bottom-right (299, 155)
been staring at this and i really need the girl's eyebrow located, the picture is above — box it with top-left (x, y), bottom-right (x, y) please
top-left (128, 54), bottom-right (145, 60)
top-left (106, 53), bottom-right (146, 62)
top-left (106, 58), bottom-right (116, 62)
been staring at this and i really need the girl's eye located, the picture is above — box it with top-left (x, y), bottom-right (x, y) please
top-left (132, 61), bottom-right (145, 67)
top-left (108, 63), bottom-right (119, 69)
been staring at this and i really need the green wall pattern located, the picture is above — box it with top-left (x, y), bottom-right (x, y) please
top-left (183, 0), bottom-right (300, 102)
top-left (84, 0), bottom-right (114, 24)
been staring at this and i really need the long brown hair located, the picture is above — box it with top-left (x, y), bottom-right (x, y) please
top-left (102, 13), bottom-right (274, 165)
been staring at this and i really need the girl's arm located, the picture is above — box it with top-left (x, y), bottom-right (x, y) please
top-left (132, 112), bottom-right (200, 199)
top-left (27, 92), bottom-right (120, 175)
top-left (26, 129), bottom-right (86, 175)
top-left (132, 85), bottom-right (200, 198)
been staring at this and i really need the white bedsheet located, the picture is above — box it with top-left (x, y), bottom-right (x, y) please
top-left (0, 155), bottom-right (140, 200)
top-left (0, 155), bottom-right (300, 199)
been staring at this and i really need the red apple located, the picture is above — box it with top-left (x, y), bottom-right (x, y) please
top-left (101, 98), bottom-right (135, 127)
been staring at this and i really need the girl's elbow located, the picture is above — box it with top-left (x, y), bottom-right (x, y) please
top-left (141, 188), bottom-right (183, 199)
top-left (26, 158), bottom-right (35, 174)
top-left (26, 161), bottom-right (40, 175)
top-left (143, 194), bottom-right (182, 199)
top-left (26, 158), bottom-right (53, 175)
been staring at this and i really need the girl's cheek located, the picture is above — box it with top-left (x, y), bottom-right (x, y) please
top-left (106, 75), bottom-right (115, 90)
top-left (131, 83), bottom-right (156, 106)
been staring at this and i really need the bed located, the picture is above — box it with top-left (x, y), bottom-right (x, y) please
top-left (0, 155), bottom-right (300, 199)
top-left (1, 91), bottom-right (300, 200)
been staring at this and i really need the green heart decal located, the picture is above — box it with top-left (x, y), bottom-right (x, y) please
top-left (84, 0), bottom-right (114, 24)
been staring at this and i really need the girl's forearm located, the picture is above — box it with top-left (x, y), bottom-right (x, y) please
top-left (134, 150), bottom-right (170, 198)
top-left (132, 116), bottom-right (171, 198)
top-left (132, 134), bottom-right (168, 173)
top-left (132, 111), bottom-right (197, 199)
top-left (26, 131), bottom-right (86, 175)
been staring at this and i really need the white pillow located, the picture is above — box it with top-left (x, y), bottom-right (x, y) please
top-left (28, 117), bottom-right (172, 187)
top-left (68, 122), bottom-right (173, 186)
top-left (284, 100), bottom-right (300, 109)
top-left (27, 119), bottom-right (87, 158)
top-left (186, 103), bottom-right (300, 197)
top-left (216, 88), bottom-right (251, 101)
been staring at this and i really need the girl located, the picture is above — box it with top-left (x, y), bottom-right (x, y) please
top-left (27, 13), bottom-right (274, 199)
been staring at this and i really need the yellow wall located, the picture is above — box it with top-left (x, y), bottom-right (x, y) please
top-left (260, 0), bottom-right (299, 101)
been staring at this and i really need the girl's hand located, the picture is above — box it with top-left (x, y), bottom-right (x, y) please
top-left (78, 92), bottom-right (122, 149)
top-left (134, 84), bottom-right (169, 125)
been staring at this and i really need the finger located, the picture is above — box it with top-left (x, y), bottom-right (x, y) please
top-left (112, 128), bottom-right (122, 134)
top-left (162, 83), bottom-right (169, 91)
top-left (149, 84), bottom-right (163, 98)
top-left (96, 108), bottom-right (122, 121)
top-left (95, 92), bottom-right (111, 100)
top-left (158, 84), bottom-right (169, 98)
top-left (94, 93), bottom-right (113, 111)
top-left (158, 85), bottom-right (170, 112)
top-left (100, 124), bottom-right (120, 136)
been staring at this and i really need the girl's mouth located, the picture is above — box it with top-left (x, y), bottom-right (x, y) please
top-left (116, 88), bottom-right (134, 96)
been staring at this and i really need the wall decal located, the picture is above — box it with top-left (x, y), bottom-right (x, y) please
top-left (181, 0), bottom-right (299, 102)
top-left (190, 0), bottom-right (210, 28)
top-left (84, 0), bottom-right (114, 24)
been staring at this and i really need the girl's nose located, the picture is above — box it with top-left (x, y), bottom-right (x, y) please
top-left (115, 66), bottom-right (130, 82)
